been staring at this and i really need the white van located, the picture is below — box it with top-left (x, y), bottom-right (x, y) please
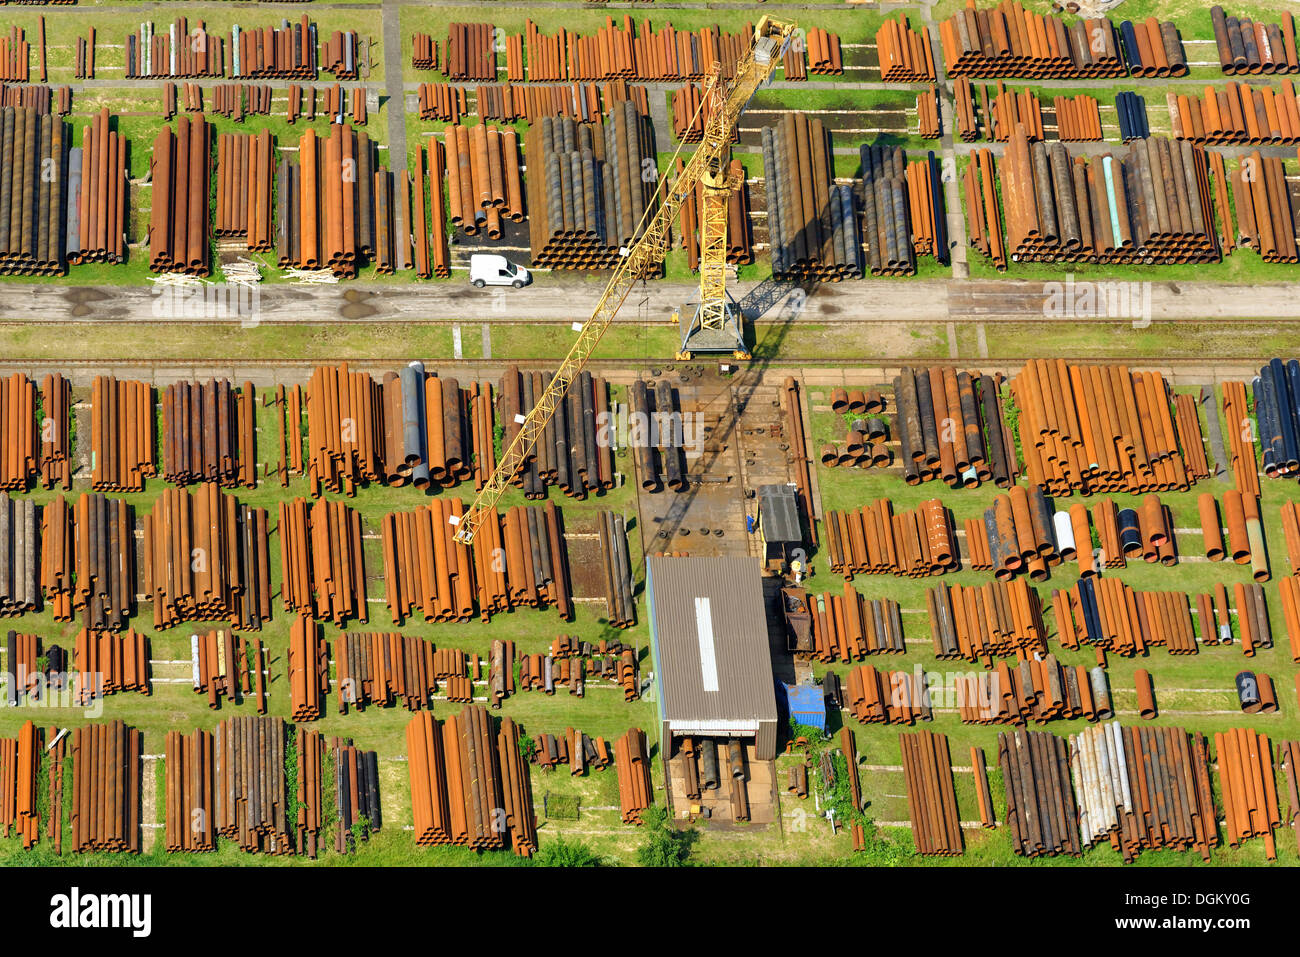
top-left (470, 254), bottom-right (531, 288)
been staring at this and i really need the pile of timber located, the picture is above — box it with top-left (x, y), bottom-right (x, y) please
top-left (877, 14), bottom-right (935, 81)
top-left (1116, 91), bottom-right (1150, 141)
top-left (615, 727), bottom-right (653, 823)
top-left (90, 376), bottom-right (155, 491)
top-left (0, 720), bottom-right (40, 847)
top-left (142, 483), bottom-right (271, 630)
top-left (41, 492), bottom-right (135, 629)
top-left (416, 83), bottom-right (465, 121)
top-left (328, 735), bottom-right (381, 854)
top-left (927, 578), bottom-right (1048, 663)
top-left (900, 730), bottom-right (963, 855)
top-left (597, 509), bottom-right (636, 628)
top-left (406, 707), bottom-right (537, 855)
top-left (523, 107), bottom-right (658, 271)
top-left (1071, 723), bottom-right (1216, 862)
top-left (287, 615), bottom-right (328, 721)
top-left (502, 366), bottom-right (613, 499)
top-left (0, 105), bottom-right (68, 274)
top-left (762, 113), bottom-right (859, 281)
top-left (124, 19), bottom-right (224, 78)
top-left (276, 123), bottom-right (385, 278)
top-left (534, 728), bottom-right (613, 773)
top-left (1217, 727), bottom-right (1282, 859)
top-left (1230, 153), bottom-right (1298, 263)
top-left (963, 148), bottom-right (1006, 269)
top-left (381, 501), bottom-right (573, 624)
top-left (1000, 131), bottom-right (1220, 264)
top-left (820, 410), bottom-right (889, 470)
top-left (940, 1), bottom-right (1124, 79)
top-left (278, 497), bottom-right (367, 626)
top-left (148, 115), bottom-right (212, 275)
top-left (161, 379), bottom-right (257, 487)
top-left (214, 131), bottom-right (273, 251)
top-left (1211, 6), bottom-right (1298, 74)
top-left (68, 107), bottom-right (127, 266)
top-left (824, 499), bottom-right (959, 578)
top-left (894, 368), bottom-right (1016, 488)
top-left (809, 585), bottom-right (905, 660)
top-left (955, 657), bottom-right (1112, 724)
top-left (845, 664), bottom-right (932, 725)
top-left (0, 492), bottom-right (37, 616)
top-left (443, 123), bottom-right (525, 238)
top-left (1119, 18), bottom-right (1188, 77)
top-left (998, 728), bottom-right (1080, 856)
top-left (675, 155), bottom-right (752, 268)
top-left (1169, 82), bottom-right (1300, 144)
top-left (192, 627), bottom-right (265, 712)
top-left (304, 363), bottom-right (497, 494)
top-left (1010, 361), bottom-right (1200, 494)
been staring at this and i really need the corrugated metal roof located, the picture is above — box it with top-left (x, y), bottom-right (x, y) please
top-left (648, 556), bottom-right (778, 728)
top-left (759, 483), bottom-right (801, 543)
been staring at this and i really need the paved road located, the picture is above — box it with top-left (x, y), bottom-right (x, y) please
top-left (9, 279), bottom-right (1300, 325)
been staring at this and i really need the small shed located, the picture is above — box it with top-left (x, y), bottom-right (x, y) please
top-left (756, 483), bottom-right (802, 562)
top-left (782, 682), bottom-right (826, 732)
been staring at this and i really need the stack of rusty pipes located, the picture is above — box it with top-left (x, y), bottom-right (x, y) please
top-left (502, 366), bottom-right (612, 499)
top-left (278, 497), bottom-right (368, 626)
top-left (927, 577), bottom-right (1048, 662)
top-left (0, 492), bottom-right (37, 616)
top-left (763, 113), bottom-right (859, 281)
top-left (148, 114), bottom-right (212, 275)
top-left (287, 615), bottom-right (328, 721)
top-left (824, 499), bottom-right (958, 578)
top-left (90, 376), bottom-right (155, 492)
top-left (71, 721), bottom-right (141, 853)
top-left (900, 730), bottom-right (963, 855)
top-left (406, 707), bottom-right (537, 854)
top-left (142, 483), bottom-right (271, 630)
top-left (40, 492), bottom-right (135, 629)
top-left (1210, 6), bottom-right (1298, 74)
top-left (161, 379), bottom-right (257, 488)
top-left (214, 131), bottom-right (273, 251)
top-left (0, 106), bottom-right (67, 274)
top-left (940, 1), bottom-right (1124, 79)
top-left (809, 585), bottom-right (905, 660)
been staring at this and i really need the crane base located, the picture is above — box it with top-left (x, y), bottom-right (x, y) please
top-left (678, 297), bottom-right (746, 359)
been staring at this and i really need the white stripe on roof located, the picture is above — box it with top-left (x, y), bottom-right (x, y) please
top-left (695, 596), bottom-right (719, 693)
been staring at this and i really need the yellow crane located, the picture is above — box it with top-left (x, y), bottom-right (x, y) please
top-left (453, 16), bottom-right (795, 545)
